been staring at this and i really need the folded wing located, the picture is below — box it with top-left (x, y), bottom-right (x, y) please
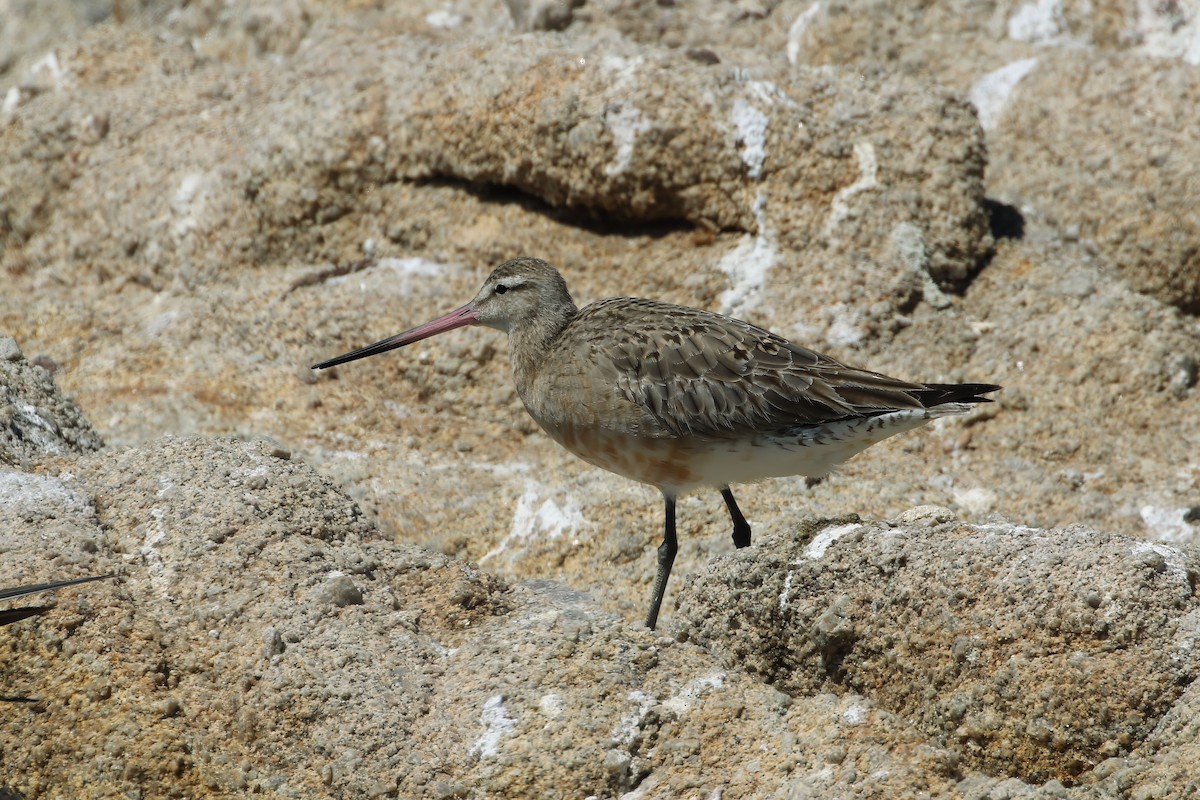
top-left (579, 298), bottom-right (996, 439)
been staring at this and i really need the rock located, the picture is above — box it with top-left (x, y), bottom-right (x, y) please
top-left (676, 517), bottom-right (1200, 784)
top-left (0, 436), bottom-right (500, 798)
top-left (784, 1), bottom-right (1200, 83)
top-left (772, 2), bottom-right (1200, 312)
top-left (895, 504), bottom-right (956, 527)
top-left (0, 335), bottom-right (21, 361)
top-left (986, 52), bottom-right (1200, 312)
top-left (569, 0), bottom-right (808, 55)
top-left (958, 232), bottom-right (1200, 541)
top-left (503, 0), bottom-right (584, 31)
top-left (1, 26), bottom-right (990, 296)
top-left (0, 471), bottom-right (99, 561)
top-left (7, 435), bottom-right (1196, 798)
top-left (0, 334), bottom-right (103, 467)
top-left (387, 35), bottom-right (991, 287)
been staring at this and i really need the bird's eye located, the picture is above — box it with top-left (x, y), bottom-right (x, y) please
top-left (494, 284), bottom-right (508, 295)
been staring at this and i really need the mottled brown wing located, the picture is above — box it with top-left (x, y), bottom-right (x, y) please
top-left (575, 298), bottom-right (932, 439)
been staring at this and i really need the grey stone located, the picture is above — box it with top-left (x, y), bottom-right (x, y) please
top-left (0, 335), bottom-right (103, 467)
top-left (0, 336), bottom-right (21, 361)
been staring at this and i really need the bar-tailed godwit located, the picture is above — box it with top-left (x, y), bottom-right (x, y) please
top-left (314, 257), bottom-right (999, 629)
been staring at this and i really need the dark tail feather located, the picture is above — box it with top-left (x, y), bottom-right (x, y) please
top-left (914, 383), bottom-right (1001, 408)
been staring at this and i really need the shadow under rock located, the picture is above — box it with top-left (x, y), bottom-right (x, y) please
top-left (411, 176), bottom-right (696, 240)
top-left (984, 198), bottom-right (1025, 241)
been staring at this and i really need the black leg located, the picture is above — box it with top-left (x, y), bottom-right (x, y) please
top-left (644, 495), bottom-right (678, 631)
top-left (722, 487), bottom-right (751, 549)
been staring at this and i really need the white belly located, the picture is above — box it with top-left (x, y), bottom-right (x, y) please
top-left (531, 407), bottom-right (964, 496)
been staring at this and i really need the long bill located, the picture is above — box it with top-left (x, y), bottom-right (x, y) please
top-left (0, 574), bottom-right (114, 602)
top-left (311, 303), bottom-right (479, 370)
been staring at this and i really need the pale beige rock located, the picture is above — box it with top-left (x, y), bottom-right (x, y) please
top-left (0, 26), bottom-right (990, 299)
top-left (784, 0), bottom-right (1200, 82)
top-left (2, 435), bottom-right (1197, 799)
top-left (0, 437), bottom-right (1012, 798)
top-left (676, 516), bottom-right (1200, 785)
top-left (385, 35), bottom-right (991, 287)
top-left (987, 52), bottom-right (1200, 312)
top-left (771, 1), bottom-right (1200, 312)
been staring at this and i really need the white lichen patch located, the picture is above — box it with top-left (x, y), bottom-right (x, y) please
top-left (823, 141), bottom-right (877, 236)
top-left (470, 695), bottom-right (515, 759)
top-left (1140, 505), bottom-right (1198, 545)
top-left (841, 701), bottom-right (869, 725)
top-left (424, 9), bottom-right (462, 28)
top-left (718, 192), bottom-right (776, 316)
top-left (601, 53), bottom-right (643, 83)
top-left (538, 693), bottom-right (564, 718)
top-left (142, 506), bottom-right (174, 600)
top-left (822, 303), bottom-right (865, 348)
top-left (13, 402), bottom-right (66, 455)
top-left (805, 523), bottom-right (862, 560)
top-left (663, 672), bottom-right (725, 715)
top-left (171, 172), bottom-right (214, 240)
top-left (321, 257), bottom-right (454, 300)
top-left (479, 482), bottom-right (586, 565)
top-left (603, 103), bottom-right (651, 177)
top-left (972, 522), bottom-right (1042, 535)
top-left (0, 470), bottom-right (90, 515)
top-left (786, 2), bottom-right (822, 65)
top-left (610, 690), bottom-right (656, 746)
top-left (374, 257), bottom-right (452, 297)
top-left (731, 98), bottom-right (769, 180)
top-left (1007, 0), bottom-right (1066, 43)
top-left (1135, 0), bottom-right (1200, 64)
top-left (969, 58), bottom-right (1039, 131)
top-left (30, 51), bottom-right (68, 91)
top-left (601, 54), bottom-right (649, 177)
top-left (778, 570), bottom-right (795, 611)
top-left (2, 86), bottom-right (20, 120)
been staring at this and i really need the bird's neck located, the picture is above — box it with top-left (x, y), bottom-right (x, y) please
top-left (508, 302), bottom-right (578, 387)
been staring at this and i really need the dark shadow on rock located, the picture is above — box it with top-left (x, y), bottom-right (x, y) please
top-left (412, 176), bottom-right (694, 240)
top-left (984, 198), bottom-right (1025, 240)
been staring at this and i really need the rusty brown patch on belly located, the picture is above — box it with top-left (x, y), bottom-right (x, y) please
top-left (546, 424), bottom-right (696, 489)
top-left (636, 441), bottom-right (696, 488)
